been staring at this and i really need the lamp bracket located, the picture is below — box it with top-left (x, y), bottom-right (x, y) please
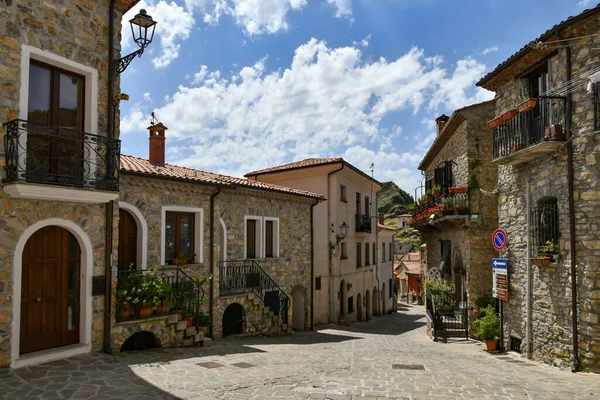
top-left (116, 48), bottom-right (144, 75)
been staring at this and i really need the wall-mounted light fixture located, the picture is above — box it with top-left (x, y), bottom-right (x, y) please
top-left (116, 9), bottom-right (157, 75)
top-left (330, 221), bottom-right (349, 254)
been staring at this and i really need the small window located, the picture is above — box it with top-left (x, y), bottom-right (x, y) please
top-left (365, 243), bottom-right (370, 266)
top-left (264, 218), bottom-right (279, 258)
top-left (165, 212), bottom-right (195, 264)
top-left (356, 243), bottom-right (362, 268)
top-left (356, 192), bottom-right (361, 214)
top-left (532, 198), bottom-right (559, 257)
top-left (364, 196), bottom-right (370, 216)
top-left (389, 242), bottom-right (392, 261)
top-left (340, 185), bottom-right (347, 202)
top-left (245, 217), bottom-right (262, 259)
top-left (348, 296), bottom-right (354, 313)
top-left (594, 84), bottom-right (600, 130)
top-left (315, 276), bottom-right (321, 290)
top-left (373, 242), bottom-right (376, 265)
top-left (389, 278), bottom-right (392, 298)
top-left (340, 242), bottom-right (348, 260)
top-left (382, 242), bottom-right (386, 262)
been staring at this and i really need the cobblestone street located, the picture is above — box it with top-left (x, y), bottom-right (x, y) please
top-left (1, 304), bottom-right (599, 399)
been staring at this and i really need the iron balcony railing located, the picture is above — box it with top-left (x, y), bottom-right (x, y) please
top-left (427, 293), bottom-right (469, 342)
top-left (492, 96), bottom-right (566, 160)
top-left (411, 192), bottom-right (469, 218)
top-left (355, 214), bottom-right (371, 233)
top-left (219, 260), bottom-right (290, 323)
top-left (116, 267), bottom-right (204, 323)
top-left (2, 119), bottom-right (120, 191)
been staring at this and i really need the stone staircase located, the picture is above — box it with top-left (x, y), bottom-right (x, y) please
top-left (245, 293), bottom-right (292, 336)
top-left (165, 313), bottom-right (213, 347)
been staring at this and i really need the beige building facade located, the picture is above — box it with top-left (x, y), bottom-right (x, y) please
top-left (477, 5), bottom-right (600, 372)
top-left (246, 158), bottom-right (397, 325)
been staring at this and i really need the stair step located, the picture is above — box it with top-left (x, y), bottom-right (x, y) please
top-left (176, 321), bottom-right (187, 331)
top-left (268, 311), bottom-right (274, 318)
top-left (194, 333), bottom-right (204, 343)
top-left (202, 338), bottom-right (213, 347)
top-left (167, 314), bottom-right (178, 325)
top-left (183, 338), bottom-right (194, 347)
top-left (185, 326), bottom-right (197, 337)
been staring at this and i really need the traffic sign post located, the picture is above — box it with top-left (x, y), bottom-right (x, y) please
top-left (492, 229), bottom-right (507, 251)
top-left (492, 257), bottom-right (508, 353)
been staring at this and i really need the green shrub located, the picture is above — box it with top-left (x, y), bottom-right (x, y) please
top-left (425, 276), bottom-right (455, 309)
top-left (474, 305), bottom-right (500, 340)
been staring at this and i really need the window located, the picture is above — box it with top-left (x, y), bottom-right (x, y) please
top-left (389, 279), bottom-right (393, 298)
top-left (245, 216), bottom-right (261, 259)
top-left (594, 84), bottom-right (600, 130)
top-left (356, 243), bottom-right (362, 268)
top-left (382, 242), bottom-right (386, 262)
top-left (364, 196), bottom-right (370, 216)
top-left (356, 192), bottom-right (361, 215)
top-left (263, 217), bottom-right (280, 258)
top-left (165, 212), bottom-right (195, 264)
top-left (315, 276), bottom-right (321, 290)
top-left (389, 242), bottom-right (392, 261)
top-left (340, 185), bottom-right (347, 202)
top-left (373, 243), bottom-right (376, 265)
top-left (340, 242), bottom-right (348, 259)
top-left (532, 198), bottom-right (559, 255)
top-left (348, 296), bottom-right (354, 313)
top-left (365, 243), bottom-right (370, 266)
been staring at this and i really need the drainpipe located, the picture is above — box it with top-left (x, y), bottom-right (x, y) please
top-left (556, 31), bottom-right (578, 372)
top-left (525, 171), bottom-right (532, 358)
top-left (209, 187), bottom-right (221, 338)
top-left (327, 163), bottom-right (344, 323)
top-left (310, 200), bottom-right (318, 330)
top-left (104, 0), bottom-right (117, 355)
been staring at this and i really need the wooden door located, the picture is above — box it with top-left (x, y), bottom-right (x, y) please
top-left (118, 209), bottom-right (138, 270)
top-left (20, 226), bottom-right (80, 354)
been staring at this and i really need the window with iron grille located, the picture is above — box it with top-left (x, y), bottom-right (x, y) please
top-left (594, 83), bottom-right (600, 131)
top-left (531, 198), bottom-right (559, 257)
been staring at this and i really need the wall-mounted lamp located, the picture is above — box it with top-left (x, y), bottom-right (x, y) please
top-left (116, 9), bottom-right (157, 75)
top-left (330, 221), bottom-right (349, 254)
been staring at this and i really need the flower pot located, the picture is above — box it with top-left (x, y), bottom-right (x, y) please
top-left (186, 316), bottom-right (193, 327)
top-left (426, 196), bottom-right (433, 202)
top-left (155, 304), bottom-right (168, 314)
top-left (485, 339), bottom-right (498, 351)
top-left (433, 191), bottom-right (441, 198)
top-left (544, 124), bottom-right (563, 141)
top-left (487, 117), bottom-right (502, 129)
top-left (500, 109), bottom-right (517, 123)
top-left (448, 187), bottom-right (467, 194)
top-left (118, 305), bottom-right (131, 321)
top-left (138, 305), bottom-right (153, 318)
top-left (198, 326), bottom-right (208, 334)
top-left (518, 98), bottom-right (537, 113)
top-left (456, 206), bottom-right (467, 215)
top-left (531, 257), bottom-right (551, 267)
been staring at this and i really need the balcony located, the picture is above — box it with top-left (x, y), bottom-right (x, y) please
top-left (355, 214), bottom-right (371, 233)
top-left (492, 96), bottom-right (566, 165)
top-left (2, 119), bottom-right (120, 203)
top-left (409, 191), bottom-right (473, 232)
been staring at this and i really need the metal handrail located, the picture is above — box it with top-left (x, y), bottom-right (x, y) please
top-left (218, 260), bottom-right (290, 323)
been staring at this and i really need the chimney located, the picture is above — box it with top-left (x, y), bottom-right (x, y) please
top-left (148, 122), bottom-right (168, 166)
top-left (379, 213), bottom-right (384, 225)
top-left (435, 114), bottom-right (450, 136)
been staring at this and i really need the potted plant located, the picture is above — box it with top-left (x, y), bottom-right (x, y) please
top-left (518, 97), bottom-right (537, 113)
top-left (194, 312), bottom-right (212, 334)
top-left (474, 305), bottom-right (500, 351)
top-left (425, 189), bottom-right (433, 202)
top-left (448, 187), bottom-right (467, 194)
top-left (432, 184), bottom-right (441, 198)
top-left (454, 195), bottom-right (468, 215)
top-left (173, 252), bottom-right (195, 265)
top-left (544, 124), bottom-right (563, 141)
top-left (408, 202), bottom-right (417, 212)
top-left (531, 240), bottom-right (558, 266)
top-left (442, 197), bottom-right (455, 215)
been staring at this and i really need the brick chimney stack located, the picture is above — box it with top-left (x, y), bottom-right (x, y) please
top-left (148, 122), bottom-right (168, 166)
top-left (435, 114), bottom-right (450, 136)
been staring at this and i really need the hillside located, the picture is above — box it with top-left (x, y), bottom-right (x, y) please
top-left (377, 181), bottom-right (414, 219)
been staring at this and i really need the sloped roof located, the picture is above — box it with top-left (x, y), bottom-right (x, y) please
top-left (378, 223), bottom-right (397, 232)
top-left (477, 4), bottom-right (600, 90)
top-left (120, 154), bottom-right (325, 200)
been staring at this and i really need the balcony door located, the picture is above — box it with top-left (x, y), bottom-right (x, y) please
top-left (527, 64), bottom-right (549, 143)
top-left (27, 61), bottom-right (85, 186)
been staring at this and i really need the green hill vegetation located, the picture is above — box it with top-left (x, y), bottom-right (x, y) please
top-left (377, 181), bottom-right (420, 250)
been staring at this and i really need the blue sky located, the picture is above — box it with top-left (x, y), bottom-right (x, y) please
top-left (119, 0), bottom-right (590, 195)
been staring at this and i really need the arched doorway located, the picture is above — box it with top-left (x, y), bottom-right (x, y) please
top-left (118, 209), bottom-right (137, 270)
top-left (222, 303), bottom-right (244, 337)
top-left (20, 226), bottom-right (80, 354)
top-left (292, 286), bottom-right (305, 331)
top-left (339, 280), bottom-right (346, 318)
top-left (382, 282), bottom-right (386, 314)
top-left (120, 331), bottom-right (159, 352)
top-left (372, 287), bottom-right (378, 317)
top-left (357, 293), bottom-right (363, 321)
top-left (365, 290), bottom-right (371, 320)
top-left (452, 250), bottom-right (465, 305)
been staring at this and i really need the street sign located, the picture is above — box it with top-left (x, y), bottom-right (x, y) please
top-left (492, 258), bottom-right (508, 300)
top-left (492, 229), bottom-right (507, 251)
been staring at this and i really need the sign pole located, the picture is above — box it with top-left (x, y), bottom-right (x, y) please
top-left (500, 299), bottom-right (504, 352)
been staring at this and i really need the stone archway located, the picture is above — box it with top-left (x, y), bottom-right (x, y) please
top-left (120, 331), bottom-right (160, 352)
top-left (357, 293), bottom-right (363, 321)
top-left (365, 290), bottom-right (371, 320)
top-left (11, 218), bottom-right (94, 367)
top-left (111, 322), bottom-right (172, 352)
top-left (223, 302), bottom-right (244, 337)
top-left (291, 286), bottom-right (306, 331)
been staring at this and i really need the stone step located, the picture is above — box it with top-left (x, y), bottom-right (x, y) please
top-left (194, 333), bottom-right (205, 343)
top-left (202, 338), bottom-right (213, 347)
top-left (176, 320), bottom-right (187, 331)
top-left (185, 326), bottom-right (197, 337)
top-left (167, 314), bottom-right (178, 325)
top-left (183, 338), bottom-right (194, 347)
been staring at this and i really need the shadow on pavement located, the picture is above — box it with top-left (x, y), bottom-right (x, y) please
top-left (326, 311), bottom-right (426, 336)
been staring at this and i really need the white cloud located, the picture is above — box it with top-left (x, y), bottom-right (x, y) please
top-left (122, 1), bottom-right (195, 69)
top-left (352, 34), bottom-right (371, 48)
top-left (577, 0), bottom-right (593, 7)
top-left (481, 46), bottom-right (499, 55)
top-left (121, 39), bottom-right (491, 190)
top-left (191, 65), bottom-right (209, 85)
top-left (327, 0), bottom-right (352, 19)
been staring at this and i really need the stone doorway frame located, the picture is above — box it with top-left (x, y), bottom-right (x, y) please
top-left (118, 202), bottom-right (148, 270)
top-left (11, 218), bottom-right (94, 368)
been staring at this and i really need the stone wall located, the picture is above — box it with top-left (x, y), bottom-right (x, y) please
top-left (0, 0), bottom-right (130, 367)
top-left (494, 15), bottom-right (600, 371)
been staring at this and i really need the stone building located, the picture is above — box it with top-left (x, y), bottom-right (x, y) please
top-left (477, 5), bottom-right (600, 371)
top-left (0, 0), bottom-right (140, 368)
top-left (414, 101), bottom-right (497, 304)
top-left (246, 159), bottom-right (397, 325)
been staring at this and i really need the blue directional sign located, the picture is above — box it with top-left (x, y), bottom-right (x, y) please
top-left (492, 258), bottom-right (508, 300)
top-left (492, 258), bottom-right (507, 269)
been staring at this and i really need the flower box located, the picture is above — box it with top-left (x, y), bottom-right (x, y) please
top-left (487, 117), bottom-right (502, 129)
top-left (500, 109), bottom-right (518, 123)
top-left (448, 187), bottom-right (467, 194)
top-left (517, 98), bottom-right (537, 113)
top-left (531, 257), bottom-right (551, 267)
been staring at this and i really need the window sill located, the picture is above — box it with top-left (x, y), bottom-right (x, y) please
top-left (340, 256), bottom-right (348, 260)
top-left (340, 199), bottom-right (348, 203)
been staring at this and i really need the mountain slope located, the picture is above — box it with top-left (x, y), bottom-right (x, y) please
top-left (378, 181), bottom-right (413, 219)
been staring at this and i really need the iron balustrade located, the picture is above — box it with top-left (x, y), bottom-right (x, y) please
top-left (594, 83), bottom-right (600, 131)
top-left (2, 119), bottom-right (120, 191)
top-left (355, 214), bottom-right (371, 233)
top-left (411, 192), bottom-right (470, 218)
top-left (492, 96), bottom-right (566, 160)
top-left (116, 267), bottom-right (204, 323)
top-left (219, 260), bottom-right (290, 323)
top-left (427, 293), bottom-right (469, 342)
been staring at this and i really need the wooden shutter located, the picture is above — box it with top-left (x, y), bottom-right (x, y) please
top-left (246, 219), bottom-right (256, 259)
top-left (265, 220), bottom-right (274, 258)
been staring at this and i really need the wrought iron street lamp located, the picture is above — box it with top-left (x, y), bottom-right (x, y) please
top-left (330, 221), bottom-right (349, 254)
top-left (116, 9), bottom-right (157, 74)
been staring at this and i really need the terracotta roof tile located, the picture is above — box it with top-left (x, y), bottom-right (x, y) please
top-left (120, 154), bottom-right (325, 200)
top-left (245, 157), bottom-right (343, 177)
top-left (378, 223), bottom-right (397, 231)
